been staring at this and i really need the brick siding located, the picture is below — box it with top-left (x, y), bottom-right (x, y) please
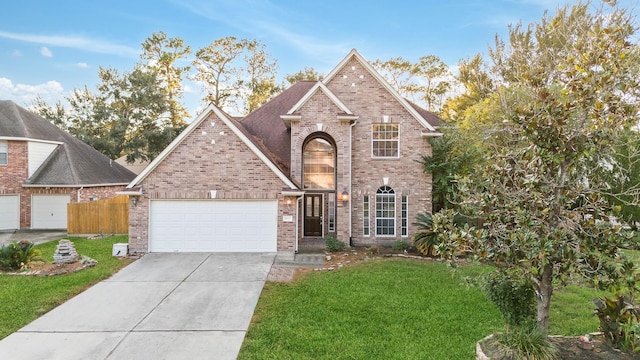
top-left (128, 112), bottom-right (295, 253)
top-left (0, 140), bottom-right (130, 229)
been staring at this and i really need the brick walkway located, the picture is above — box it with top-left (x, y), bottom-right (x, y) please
top-left (267, 253), bottom-right (325, 282)
top-left (267, 266), bottom-right (297, 282)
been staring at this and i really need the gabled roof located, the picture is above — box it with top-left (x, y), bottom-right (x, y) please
top-left (323, 49), bottom-right (440, 134)
top-left (406, 99), bottom-right (441, 128)
top-left (128, 103), bottom-right (298, 190)
top-left (0, 100), bottom-right (136, 187)
top-left (286, 82), bottom-right (354, 116)
top-left (240, 80), bottom-right (316, 175)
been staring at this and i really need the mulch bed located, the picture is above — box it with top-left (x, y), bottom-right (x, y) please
top-left (478, 333), bottom-right (638, 359)
top-left (1, 260), bottom-right (95, 276)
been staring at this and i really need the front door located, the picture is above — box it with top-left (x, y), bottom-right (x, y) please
top-left (304, 194), bottom-right (323, 237)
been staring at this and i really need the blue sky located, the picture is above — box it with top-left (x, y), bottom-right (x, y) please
top-left (1, 0), bottom-right (638, 116)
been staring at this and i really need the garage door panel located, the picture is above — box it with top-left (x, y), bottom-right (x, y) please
top-left (32, 195), bottom-right (69, 229)
top-left (0, 195), bottom-right (19, 230)
top-left (149, 200), bottom-right (277, 253)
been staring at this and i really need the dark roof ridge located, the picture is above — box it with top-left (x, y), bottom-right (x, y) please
top-left (0, 100), bottom-right (136, 186)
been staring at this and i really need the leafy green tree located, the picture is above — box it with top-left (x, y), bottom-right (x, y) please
top-left (440, 54), bottom-right (494, 124)
top-left (411, 55), bottom-right (452, 111)
top-left (33, 67), bottom-right (173, 162)
top-left (285, 67), bottom-right (321, 85)
top-left (140, 31), bottom-right (191, 131)
top-left (29, 96), bottom-right (67, 130)
top-left (596, 130), bottom-right (640, 230)
top-left (242, 40), bottom-right (280, 113)
top-left (94, 66), bottom-right (171, 161)
top-left (374, 55), bottom-right (453, 111)
top-left (421, 125), bottom-right (483, 212)
top-left (372, 57), bottom-right (415, 97)
top-left (192, 36), bottom-right (245, 110)
top-left (435, 2), bottom-right (640, 335)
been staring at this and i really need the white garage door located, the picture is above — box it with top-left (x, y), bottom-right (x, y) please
top-left (0, 195), bottom-right (19, 230)
top-left (149, 200), bottom-right (278, 252)
top-left (32, 194), bottom-right (70, 229)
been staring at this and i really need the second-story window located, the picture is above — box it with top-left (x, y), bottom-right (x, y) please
top-left (372, 124), bottom-right (399, 158)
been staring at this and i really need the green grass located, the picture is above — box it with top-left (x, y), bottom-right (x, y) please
top-left (0, 236), bottom-right (132, 339)
top-left (550, 284), bottom-right (606, 335)
top-left (239, 259), bottom-right (610, 360)
top-left (239, 260), bottom-right (503, 360)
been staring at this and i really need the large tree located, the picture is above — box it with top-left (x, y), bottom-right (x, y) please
top-left (192, 36), bottom-right (245, 110)
top-left (374, 54), bottom-right (454, 112)
top-left (93, 66), bottom-right (171, 161)
top-left (440, 54), bottom-right (494, 125)
top-left (285, 67), bottom-right (321, 85)
top-left (438, 2), bottom-right (640, 335)
top-left (411, 55), bottom-right (452, 111)
top-left (241, 40), bottom-right (279, 113)
top-left (140, 31), bottom-right (191, 131)
top-left (32, 67), bottom-right (174, 162)
top-left (372, 57), bottom-right (415, 97)
top-left (192, 37), bottom-right (278, 114)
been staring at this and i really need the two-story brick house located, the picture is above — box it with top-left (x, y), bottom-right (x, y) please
top-left (125, 49), bottom-right (441, 255)
top-left (0, 100), bottom-right (136, 231)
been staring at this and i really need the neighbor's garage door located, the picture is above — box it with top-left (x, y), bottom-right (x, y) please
top-left (149, 200), bottom-right (277, 252)
top-left (32, 194), bottom-right (70, 229)
top-left (0, 195), bottom-right (19, 230)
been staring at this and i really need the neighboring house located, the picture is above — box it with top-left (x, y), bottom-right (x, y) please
top-left (124, 49), bottom-right (441, 255)
top-left (0, 100), bottom-right (136, 230)
top-left (115, 155), bottom-right (149, 175)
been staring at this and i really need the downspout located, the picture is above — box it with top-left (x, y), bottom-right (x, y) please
top-left (77, 186), bottom-right (83, 202)
top-left (295, 196), bottom-right (302, 253)
top-left (348, 120), bottom-right (358, 244)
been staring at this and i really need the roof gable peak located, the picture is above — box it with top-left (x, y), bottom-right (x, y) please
top-left (128, 104), bottom-right (298, 190)
top-left (286, 81), bottom-right (352, 115)
top-left (323, 49), bottom-right (438, 133)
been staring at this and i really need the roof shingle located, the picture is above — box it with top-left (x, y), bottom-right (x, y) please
top-left (0, 100), bottom-right (136, 186)
top-left (240, 81), bottom-right (317, 175)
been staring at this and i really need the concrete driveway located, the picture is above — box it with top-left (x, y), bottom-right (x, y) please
top-left (0, 253), bottom-right (275, 360)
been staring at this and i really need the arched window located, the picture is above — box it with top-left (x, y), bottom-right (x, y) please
top-left (303, 137), bottom-right (335, 190)
top-left (375, 186), bottom-right (395, 236)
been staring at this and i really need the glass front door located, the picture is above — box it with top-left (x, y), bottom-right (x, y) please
top-left (304, 194), bottom-right (323, 237)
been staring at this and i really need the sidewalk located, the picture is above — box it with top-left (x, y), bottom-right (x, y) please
top-left (0, 230), bottom-right (68, 246)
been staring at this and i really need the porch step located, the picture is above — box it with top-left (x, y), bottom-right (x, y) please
top-left (274, 253), bottom-right (325, 267)
top-left (299, 237), bottom-right (326, 250)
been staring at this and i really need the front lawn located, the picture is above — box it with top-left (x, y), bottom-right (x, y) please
top-left (239, 259), bottom-right (605, 360)
top-left (0, 236), bottom-right (132, 339)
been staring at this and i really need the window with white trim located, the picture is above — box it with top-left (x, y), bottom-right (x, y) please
top-left (303, 137), bottom-right (335, 189)
top-left (0, 141), bottom-right (7, 165)
top-left (363, 195), bottom-right (370, 237)
top-left (372, 124), bottom-right (399, 158)
top-left (401, 195), bottom-right (408, 237)
top-left (328, 193), bottom-right (335, 232)
top-left (375, 186), bottom-right (395, 236)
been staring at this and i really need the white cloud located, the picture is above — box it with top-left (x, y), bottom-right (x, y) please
top-left (10, 49), bottom-right (21, 57)
top-left (0, 31), bottom-right (138, 58)
top-left (0, 77), bottom-right (65, 107)
top-left (75, 62), bottom-right (89, 69)
top-left (40, 46), bottom-right (53, 57)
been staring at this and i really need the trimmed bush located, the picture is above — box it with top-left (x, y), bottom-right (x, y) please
top-left (325, 237), bottom-right (346, 252)
top-left (0, 241), bottom-right (42, 271)
top-left (481, 269), bottom-right (537, 330)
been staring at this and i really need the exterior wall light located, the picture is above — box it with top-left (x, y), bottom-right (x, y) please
top-left (340, 189), bottom-right (349, 203)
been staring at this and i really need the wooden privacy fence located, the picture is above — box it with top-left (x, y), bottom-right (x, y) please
top-left (67, 195), bottom-right (129, 234)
